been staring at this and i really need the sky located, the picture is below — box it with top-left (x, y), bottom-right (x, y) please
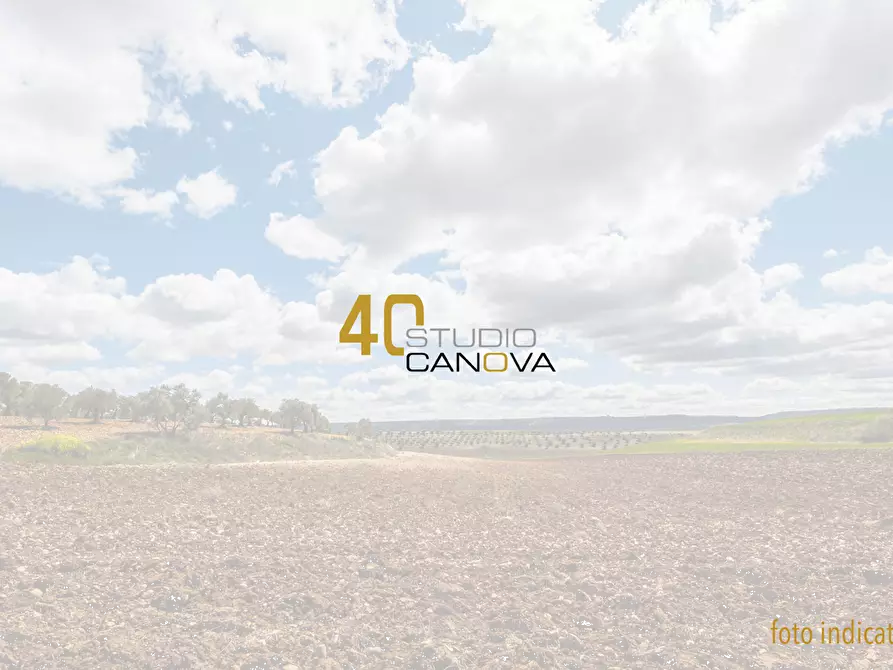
top-left (2, 0), bottom-right (893, 422)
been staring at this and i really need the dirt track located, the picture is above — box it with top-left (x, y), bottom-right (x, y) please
top-left (2, 450), bottom-right (893, 669)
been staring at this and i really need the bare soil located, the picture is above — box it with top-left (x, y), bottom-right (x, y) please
top-left (2, 450), bottom-right (893, 669)
top-left (0, 418), bottom-right (147, 451)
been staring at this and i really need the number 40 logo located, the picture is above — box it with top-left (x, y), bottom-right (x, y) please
top-left (339, 294), bottom-right (425, 357)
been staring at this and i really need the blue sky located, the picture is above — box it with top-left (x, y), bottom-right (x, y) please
top-left (2, 0), bottom-right (893, 421)
top-left (0, 0), bottom-right (491, 295)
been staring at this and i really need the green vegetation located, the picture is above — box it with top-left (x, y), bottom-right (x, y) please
top-left (377, 429), bottom-right (681, 452)
top-left (609, 439), bottom-right (893, 455)
top-left (346, 418), bottom-right (375, 439)
top-left (0, 431), bottom-right (393, 465)
top-left (0, 371), bottom-right (332, 436)
top-left (700, 410), bottom-right (893, 444)
top-left (8, 434), bottom-right (92, 461)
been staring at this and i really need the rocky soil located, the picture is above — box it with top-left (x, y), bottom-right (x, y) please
top-left (2, 450), bottom-right (893, 669)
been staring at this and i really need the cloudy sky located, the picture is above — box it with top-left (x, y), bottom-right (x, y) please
top-left (2, 0), bottom-right (893, 422)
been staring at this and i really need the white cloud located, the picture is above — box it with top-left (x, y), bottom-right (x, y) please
top-left (0, 0), bottom-right (408, 205)
top-left (0, 257), bottom-right (362, 372)
top-left (176, 168), bottom-right (237, 219)
top-left (292, 0), bottom-right (893, 384)
top-left (155, 98), bottom-right (192, 135)
top-left (8, 255), bottom-right (893, 421)
top-left (0, 256), bottom-right (128, 344)
top-left (0, 341), bottom-right (102, 368)
top-left (128, 269), bottom-right (355, 365)
top-left (329, 374), bottom-right (893, 422)
top-left (761, 263), bottom-right (803, 292)
top-left (821, 247), bottom-right (893, 295)
top-left (108, 187), bottom-right (179, 219)
top-left (553, 357), bottom-right (589, 371)
top-left (6, 1), bottom-right (893, 421)
top-left (5, 363), bottom-right (166, 396)
top-left (163, 368), bottom-right (237, 396)
top-left (265, 213), bottom-right (348, 262)
top-left (222, 120), bottom-right (233, 132)
top-left (340, 365), bottom-right (411, 387)
top-left (267, 159), bottom-right (296, 186)
top-left (823, 248), bottom-right (840, 259)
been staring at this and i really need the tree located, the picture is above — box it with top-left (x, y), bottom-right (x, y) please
top-left (60, 394), bottom-right (77, 421)
top-left (29, 384), bottom-right (69, 427)
top-left (168, 384), bottom-right (203, 434)
top-left (308, 404), bottom-right (319, 432)
top-left (141, 387), bottom-right (172, 433)
top-left (0, 373), bottom-right (20, 416)
top-left (0, 369), bottom-right (335, 440)
top-left (257, 408), bottom-right (273, 427)
top-left (278, 398), bottom-right (305, 435)
top-left (181, 394), bottom-right (210, 431)
top-left (131, 391), bottom-right (153, 423)
top-left (16, 382), bottom-right (36, 422)
top-left (231, 397), bottom-right (260, 427)
top-left (73, 387), bottom-right (117, 422)
top-left (116, 395), bottom-right (139, 422)
top-left (206, 392), bottom-right (232, 427)
top-left (142, 384), bottom-right (203, 436)
top-left (356, 418), bottom-right (374, 439)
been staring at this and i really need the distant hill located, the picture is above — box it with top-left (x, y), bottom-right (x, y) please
top-left (699, 409), bottom-right (893, 443)
top-left (332, 408), bottom-right (890, 434)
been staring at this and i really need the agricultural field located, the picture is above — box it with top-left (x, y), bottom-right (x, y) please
top-left (697, 410), bottom-right (893, 444)
top-left (375, 429), bottom-right (692, 456)
top-left (2, 449), bottom-right (893, 669)
top-left (6, 410), bottom-right (893, 466)
top-left (374, 411), bottom-right (893, 457)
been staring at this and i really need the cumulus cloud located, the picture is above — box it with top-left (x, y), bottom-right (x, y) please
top-left (0, 256), bottom-right (128, 343)
top-left (5, 363), bottom-right (166, 397)
top-left (761, 263), bottom-right (803, 293)
top-left (0, 0), bottom-right (408, 205)
top-left (176, 169), bottom-right (237, 219)
top-left (5, 0), bottom-right (893, 421)
top-left (290, 0), bottom-right (893, 383)
top-left (553, 357), bottom-right (589, 371)
top-left (154, 98), bottom-right (192, 135)
top-left (108, 187), bottom-right (180, 219)
top-left (7, 250), bottom-right (893, 421)
top-left (311, 368), bottom-right (890, 422)
top-left (265, 213), bottom-right (348, 262)
top-left (821, 247), bottom-right (893, 295)
top-left (128, 268), bottom-right (361, 366)
top-left (0, 257), bottom-right (361, 372)
top-left (0, 342), bottom-right (102, 368)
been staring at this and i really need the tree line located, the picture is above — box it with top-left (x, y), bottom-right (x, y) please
top-left (0, 372), bottom-right (337, 436)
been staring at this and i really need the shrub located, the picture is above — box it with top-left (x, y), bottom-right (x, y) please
top-left (16, 434), bottom-right (91, 457)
